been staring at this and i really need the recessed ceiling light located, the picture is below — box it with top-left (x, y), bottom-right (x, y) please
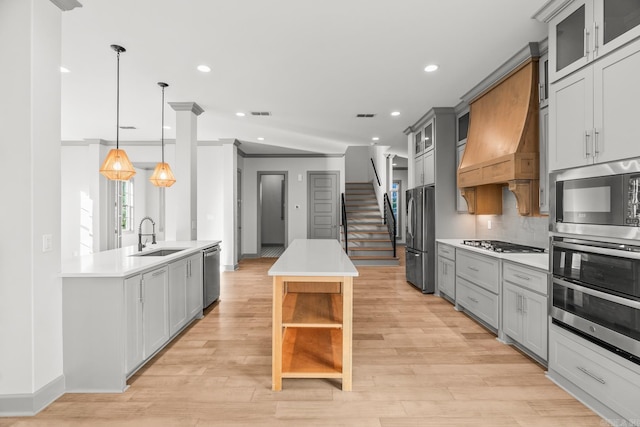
top-left (197, 65), bottom-right (211, 73)
top-left (372, 137), bottom-right (380, 141)
top-left (424, 64), bottom-right (439, 72)
top-left (236, 112), bottom-right (246, 117)
top-left (391, 111), bottom-right (400, 117)
top-left (60, 66), bottom-right (70, 73)
top-left (257, 137), bottom-right (265, 141)
top-left (163, 125), bottom-right (171, 130)
top-left (392, 163), bottom-right (397, 166)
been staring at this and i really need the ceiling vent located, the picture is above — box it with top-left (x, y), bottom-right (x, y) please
top-left (250, 111), bottom-right (271, 116)
top-left (119, 126), bottom-right (137, 130)
top-left (356, 114), bottom-right (376, 118)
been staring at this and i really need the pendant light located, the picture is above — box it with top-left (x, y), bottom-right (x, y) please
top-left (149, 82), bottom-right (176, 187)
top-left (99, 44), bottom-right (136, 181)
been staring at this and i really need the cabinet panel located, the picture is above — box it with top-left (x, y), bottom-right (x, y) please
top-left (187, 254), bottom-right (203, 319)
top-left (549, 67), bottom-right (594, 171)
top-left (414, 155), bottom-right (424, 187)
top-left (423, 151), bottom-right (434, 185)
top-left (456, 250), bottom-right (500, 294)
top-left (438, 257), bottom-right (455, 300)
top-left (437, 243), bottom-right (455, 260)
top-left (502, 282), bottom-right (523, 343)
top-left (124, 275), bottom-right (143, 375)
top-left (539, 107), bottom-right (549, 213)
top-left (503, 262), bottom-right (548, 295)
top-left (550, 325), bottom-right (640, 422)
top-left (456, 143), bottom-right (467, 212)
top-left (423, 121), bottom-right (434, 152)
top-left (169, 258), bottom-right (188, 336)
top-left (593, 40), bottom-right (640, 163)
top-left (456, 278), bottom-right (498, 329)
top-left (142, 267), bottom-right (169, 358)
top-left (597, 0), bottom-right (640, 57)
top-left (521, 288), bottom-right (548, 360)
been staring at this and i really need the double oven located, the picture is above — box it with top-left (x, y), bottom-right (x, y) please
top-left (551, 159), bottom-right (640, 365)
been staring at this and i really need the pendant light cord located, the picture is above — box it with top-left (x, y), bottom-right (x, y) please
top-left (161, 85), bottom-right (165, 164)
top-left (116, 49), bottom-right (120, 150)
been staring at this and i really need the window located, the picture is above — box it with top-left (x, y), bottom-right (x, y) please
top-left (118, 179), bottom-right (134, 232)
top-left (391, 180), bottom-right (402, 239)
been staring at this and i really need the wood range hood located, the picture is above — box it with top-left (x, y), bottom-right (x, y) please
top-left (457, 53), bottom-right (540, 216)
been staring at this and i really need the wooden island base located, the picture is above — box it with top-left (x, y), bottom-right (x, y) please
top-left (268, 240), bottom-right (358, 391)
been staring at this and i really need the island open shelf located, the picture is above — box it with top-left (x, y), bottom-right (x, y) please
top-left (268, 239), bottom-right (358, 391)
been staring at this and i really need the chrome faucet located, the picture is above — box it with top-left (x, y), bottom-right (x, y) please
top-left (138, 216), bottom-right (157, 251)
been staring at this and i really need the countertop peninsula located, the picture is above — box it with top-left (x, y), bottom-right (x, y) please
top-left (61, 240), bottom-right (220, 278)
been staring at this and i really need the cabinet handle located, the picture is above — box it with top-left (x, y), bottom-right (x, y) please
top-left (517, 294), bottom-right (522, 313)
top-left (538, 83), bottom-right (544, 104)
top-left (188, 260), bottom-right (191, 277)
top-left (522, 296), bottom-right (527, 314)
top-left (514, 273), bottom-right (531, 281)
top-left (594, 129), bottom-right (600, 157)
top-left (468, 266), bottom-right (479, 272)
top-left (577, 366), bottom-right (606, 384)
top-left (593, 22), bottom-right (599, 56)
top-left (152, 269), bottom-right (165, 277)
top-left (467, 296), bottom-right (479, 304)
top-left (140, 279), bottom-right (144, 303)
top-left (584, 131), bottom-right (591, 157)
top-left (583, 27), bottom-right (590, 58)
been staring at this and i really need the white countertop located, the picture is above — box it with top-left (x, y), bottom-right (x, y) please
top-left (61, 240), bottom-right (221, 278)
top-left (268, 239), bottom-right (359, 277)
top-left (437, 239), bottom-right (549, 271)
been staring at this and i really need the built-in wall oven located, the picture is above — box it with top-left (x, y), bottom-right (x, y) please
top-left (551, 236), bottom-right (640, 364)
top-left (551, 159), bottom-right (640, 365)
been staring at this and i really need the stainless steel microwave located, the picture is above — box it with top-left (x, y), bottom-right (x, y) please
top-left (551, 159), bottom-right (640, 240)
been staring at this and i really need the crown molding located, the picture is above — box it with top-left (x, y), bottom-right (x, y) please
top-left (50, 0), bottom-right (82, 11)
top-left (168, 102), bottom-right (204, 116)
top-left (533, 0), bottom-right (574, 23)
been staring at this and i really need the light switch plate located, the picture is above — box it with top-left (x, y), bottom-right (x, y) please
top-left (42, 234), bottom-right (53, 252)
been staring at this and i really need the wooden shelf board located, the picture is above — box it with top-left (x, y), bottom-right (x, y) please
top-left (282, 293), bottom-right (343, 325)
top-left (282, 328), bottom-right (342, 375)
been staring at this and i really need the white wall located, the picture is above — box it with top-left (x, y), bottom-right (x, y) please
top-left (0, 0), bottom-right (63, 397)
top-left (242, 156), bottom-right (345, 255)
top-left (345, 146), bottom-right (370, 182)
top-left (197, 144), bottom-right (225, 245)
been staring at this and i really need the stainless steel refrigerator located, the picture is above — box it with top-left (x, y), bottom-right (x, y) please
top-left (405, 185), bottom-right (435, 293)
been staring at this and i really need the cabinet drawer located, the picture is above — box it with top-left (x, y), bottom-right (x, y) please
top-left (437, 243), bottom-right (455, 260)
top-left (503, 261), bottom-right (548, 296)
top-left (456, 250), bottom-right (499, 293)
top-left (550, 325), bottom-right (640, 422)
top-left (456, 278), bottom-right (498, 329)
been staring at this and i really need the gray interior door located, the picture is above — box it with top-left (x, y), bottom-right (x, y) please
top-left (307, 171), bottom-right (339, 239)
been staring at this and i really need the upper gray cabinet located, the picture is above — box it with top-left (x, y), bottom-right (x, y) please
top-left (545, 0), bottom-right (640, 82)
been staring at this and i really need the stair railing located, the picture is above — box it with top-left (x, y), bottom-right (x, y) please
top-left (371, 158), bottom-right (381, 187)
top-left (341, 193), bottom-right (348, 253)
top-left (383, 194), bottom-right (397, 258)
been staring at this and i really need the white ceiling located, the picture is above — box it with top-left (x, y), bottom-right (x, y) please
top-left (61, 0), bottom-right (549, 157)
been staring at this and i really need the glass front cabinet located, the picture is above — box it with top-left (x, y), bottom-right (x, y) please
top-left (549, 0), bottom-right (640, 82)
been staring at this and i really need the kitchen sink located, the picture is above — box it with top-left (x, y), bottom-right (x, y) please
top-left (131, 248), bottom-right (185, 257)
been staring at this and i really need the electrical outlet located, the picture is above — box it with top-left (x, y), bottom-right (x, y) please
top-left (487, 220), bottom-right (492, 230)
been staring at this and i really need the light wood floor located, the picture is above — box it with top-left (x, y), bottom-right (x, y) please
top-left (2, 247), bottom-right (604, 426)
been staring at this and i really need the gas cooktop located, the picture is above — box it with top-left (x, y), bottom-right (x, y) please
top-left (462, 240), bottom-right (545, 253)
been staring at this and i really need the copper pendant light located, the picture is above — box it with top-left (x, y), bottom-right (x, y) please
top-left (99, 44), bottom-right (136, 181)
top-left (150, 82), bottom-right (176, 187)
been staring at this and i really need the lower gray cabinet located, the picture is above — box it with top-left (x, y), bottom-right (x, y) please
top-left (437, 243), bottom-right (456, 301)
top-left (169, 253), bottom-right (203, 337)
top-left (502, 261), bottom-right (548, 362)
top-left (125, 266), bottom-right (170, 375)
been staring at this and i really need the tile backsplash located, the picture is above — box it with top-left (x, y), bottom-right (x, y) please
top-left (475, 187), bottom-right (549, 249)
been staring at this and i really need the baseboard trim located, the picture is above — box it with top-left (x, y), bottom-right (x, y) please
top-left (0, 375), bottom-right (65, 417)
top-left (241, 253), bottom-right (259, 259)
top-left (223, 264), bottom-right (239, 271)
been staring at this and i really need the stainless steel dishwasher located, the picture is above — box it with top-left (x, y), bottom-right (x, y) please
top-left (203, 245), bottom-right (221, 308)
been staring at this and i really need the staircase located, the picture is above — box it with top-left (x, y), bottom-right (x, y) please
top-left (342, 182), bottom-right (399, 266)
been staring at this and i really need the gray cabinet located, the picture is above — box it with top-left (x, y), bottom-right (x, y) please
top-left (550, 39), bottom-right (640, 171)
top-left (548, 0), bottom-right (640, 83)
top-left (142, 267), bottom-right (170, 358)
top-left (502, 261), bottom-right (548, 362)
top-left (549, 324), bottom-right (640, 423)
top-left (169, 253), bottom-right (203, 337)
top-left (539, 106), bottom-right (549, 213)
top-left (455, 249), bottom-right (500, 330)
top-left (125, 275), bottom-right (143, 375)
top-left (437, 243), bottom-right (455, 301)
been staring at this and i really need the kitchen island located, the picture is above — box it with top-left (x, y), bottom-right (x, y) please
top-left (268, 239), bottom-right (358, 391)
top-left (61, 240), bottom-right (220, 392)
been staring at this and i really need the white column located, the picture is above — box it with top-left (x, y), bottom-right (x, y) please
top-left (166, 102), bottom-right (203, 241)
top-left (0, 0), bottom-right (66, 412)
top-left (221, 141), bottom-right (238, 270)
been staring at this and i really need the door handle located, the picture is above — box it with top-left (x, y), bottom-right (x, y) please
top-left (585, 131), bottom-right (591, 157)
